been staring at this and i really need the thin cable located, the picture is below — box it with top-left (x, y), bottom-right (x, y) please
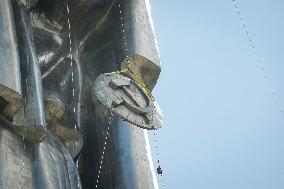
top-left (95, 112), bottom-right (113, 188)
top-left (117, 2), bottom-right (166, 188)
top-left (20, 136), bottom-right (25, 189)
top-left (117, 2), bottom-right (130, 62)
top-left (153, 131), bottom-right (166, 188)
top-left (232, 0), bottom-right (284, 117)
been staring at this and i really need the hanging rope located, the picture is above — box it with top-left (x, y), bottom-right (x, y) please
top-left (153, 131), bottom-right (166, 188)
top-left (20, 136), bottom-right (25, 189)
top-left (65, 1), bottom-right (77, 127)
top-left (116, 1), bottom-right (166, 188)
top-left (232, 0), bottom-right (284, 117)
top-left (95, 112), bottom-right (114, 188)
top-left (114, 2), bottom-right (155, 99)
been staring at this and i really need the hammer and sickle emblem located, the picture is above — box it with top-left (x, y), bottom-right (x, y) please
top-left (108, 78), bottom-right (152, 124)
top-left (94, 74), bottom-right (162, 129)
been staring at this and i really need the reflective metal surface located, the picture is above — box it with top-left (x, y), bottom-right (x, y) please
top-left (0, 0), bottom-right (162, 188)
top-left (93, 73), bottom-right (162, 130)
top-left (0, 119), bottom-right (81, 189)
top-left (0, 0), bottom-right (22, 119)
top-left (113, 0), bottom-right (161, 90)
top-left (13, 3), bottom-right (47, 142)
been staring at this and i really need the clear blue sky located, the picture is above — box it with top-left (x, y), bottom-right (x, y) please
top-left (149, 0), bottom-right (284, 188)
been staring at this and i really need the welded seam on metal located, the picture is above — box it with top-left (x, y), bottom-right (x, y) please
top-left (232, 0), bottom-right (284, 117)
top-left (66, 1), bottom-right (81, 188)
top-left (66, 2), bottom-right (75, 123)
top-left (66, 0), bottom-right (78, 142)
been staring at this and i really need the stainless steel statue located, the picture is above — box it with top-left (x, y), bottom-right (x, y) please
top-left (0, 0), bottom-right (162, 188)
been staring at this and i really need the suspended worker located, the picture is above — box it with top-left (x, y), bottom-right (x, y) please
top-left (157, 165), bottom-right (163, 175)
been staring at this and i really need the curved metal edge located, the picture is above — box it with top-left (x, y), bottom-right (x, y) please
top-left (93, 74), bottom-right (162, 130)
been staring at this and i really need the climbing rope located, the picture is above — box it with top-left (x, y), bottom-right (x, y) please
top-left (232, 0), bottom-right (284, 117)
top-left (20, 136), bottom-right (25, 189)
top-left (64, 1), bottom-right (163, 188)
top-left (105, 2), bottom-right (155, 102)
top-left (116, 2), bottom-right (165, 188)
top-left (153, 131), bottom-right (166, 188)
top-left (95, 112), bottom-right (114, 188)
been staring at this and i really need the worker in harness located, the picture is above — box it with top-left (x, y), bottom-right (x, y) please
top-left (157, 165), bottom-right (163, 175)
